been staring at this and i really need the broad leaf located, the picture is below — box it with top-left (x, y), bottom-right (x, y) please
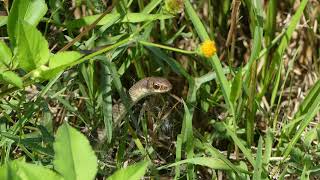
top-left (8, 0), bottom-right (47, 45)
top-left (0, 40), bottom-right (12, 69)
top-left (53, 123), bottom-right (98, 180)
top-left (49, 51), bottom-right (82, 68)
top-left (0, 71), bottom-right (23, 88)
top-left (39, 51), bottom-right (83, 80)
top-left (107, 161), bottom-right (149, 180)
top-left (0, 164), bottom-right (8, 180)
top-left (0, 161), bottom-right (62, 180)
top-left (16, 21), bottom-right (49, 72)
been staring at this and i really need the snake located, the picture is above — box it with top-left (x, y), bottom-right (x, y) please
top-left (112, 77), bottom-right (172, 124)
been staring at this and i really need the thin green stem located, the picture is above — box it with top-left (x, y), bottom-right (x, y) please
top-left (138, 40), bottom-right (197, 55)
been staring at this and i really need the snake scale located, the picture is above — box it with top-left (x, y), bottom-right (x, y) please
top-left (112, 77), bottom-right (172, 124)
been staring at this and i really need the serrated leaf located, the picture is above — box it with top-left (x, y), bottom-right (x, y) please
top-left (16, 21), bottom-right (49, 72)
top-left (8, 0), bottom-right (47, 45)
top-left (0, 40), bottom-right (12, 69)
top-left (53, 123), bottom-right (98, 180)
top-left (107, 161), bottom-right (149, 180)
top-left (0, 71), bottom-right (23, 88)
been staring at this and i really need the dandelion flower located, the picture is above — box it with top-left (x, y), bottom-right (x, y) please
top-left (200, 40), bottom-right (217, 58)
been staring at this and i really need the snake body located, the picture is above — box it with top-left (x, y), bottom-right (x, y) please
top-left (112, 77), bottom-right (172, 124)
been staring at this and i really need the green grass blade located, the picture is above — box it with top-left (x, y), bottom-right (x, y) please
top-left (142, 0), bottom-right (162, 13)
top-left (174, 134), bottom-right (182, 179)
top-left (260, 0), bottom-right (308, 99)
top-left (253, 137), bottom-right (263, 179)
top-left (243, 1), bottom-right (263, 145)
top-left (264, 0), bottom-right (277, 46)
top-left (100, 62), bottom-right (113, 143)
top-left (184, 0), bottom-right (234, 116)
top-left (183, 0), bottom-right (210, 40)
top-left (282, 82), bottom-right (320, 158)
top-left (224, 123), bottom-right (255, 165)
top-left (145, 46), bottom-right (192, 81)
top-left (193, 129), bottom-right (250, 175)
top-left (286, 80), bottom-right (320, 135)
top-left (295, 80), bottom-right (320, 117)
top-left (203, 143), bottom-right (250, 175)
top-left (158, 157), bottom-right (233, 171)
top-left (181, 100), bottom-right (195, 178)
top-left (94, 56), bottom-right (132, 125)
top-left (263, 129), bottom-right (273, 170)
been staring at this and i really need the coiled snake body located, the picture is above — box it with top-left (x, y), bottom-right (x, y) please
top-left (112, 77), bottom-right (172, 124)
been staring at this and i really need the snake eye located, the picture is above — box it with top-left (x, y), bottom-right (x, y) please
top-left (153, 83), bottom-right (161, 90)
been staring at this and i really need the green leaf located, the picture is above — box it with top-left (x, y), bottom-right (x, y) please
top-left (0, 16), bottom-right (7, 27)
top-left (223, 123), bottom-right (255, 165)
top-left (0, 40), bottom-right (12, 69)
top-left (181, 100), bottom-right (193, 143)
top-left (53, 123), bottom-right (98, 180)
top-left (38, 51), bottom-right (83, 80)
top-left (0, 71), bottom-right (23, 88)
top-left (107, 161), bottom-right (149, 180)
top-left (283, 81), bottom-right (320, 158)
top-left (181, 100), bottom-right (195, 178)
top-left (230, 67), bottom-right (242, 105)
top-left (49, 51), bottom-right (82, 68)
top-left (260, 0), bottom-right (308, 100)
top-left (100, 63), bottom-right (113, 143)
top-left (183, 0), bottom-right (210, 40)
top-left (38, 66), bottom-right (63, 80)
top-left (66, 13), bottom-right (173, 29)
top-left (174, 134), bottom-right (183, 179)
top-left (158, 157), bottom-right (232, 170)
top-left (142, 0), bottom-right (162, 13)
top-left (16, 21), bottom-right (49, 72)
top-left (304, 128), bottom-right (317, 148)
top-left (0, 161), bottom-right (62, 180)
top-left (295, 80), bottom-right (320, 117)
top-left (253, 137), bottom-right (263, 179)
top-left (184, 0), bottom-right (234, 116)
top-left (0, 164), bottom-right (9, 180)
top-left (146, 47), bottom-right (192, 81)
top-left (8, 0), bottom-right (47, 45)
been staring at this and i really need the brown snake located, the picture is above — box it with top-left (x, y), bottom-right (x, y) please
top-left (112, 77), bottom-right (172, 124)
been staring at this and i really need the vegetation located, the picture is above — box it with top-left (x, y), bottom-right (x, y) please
top-left (0, 0), bottom-right (319, 179)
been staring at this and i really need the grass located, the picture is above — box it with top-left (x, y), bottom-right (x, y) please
top-left (0, 0), bottom-right (319, 179)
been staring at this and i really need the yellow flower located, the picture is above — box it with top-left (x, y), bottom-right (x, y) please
top-left (200, 40), bottom-right (217, 58)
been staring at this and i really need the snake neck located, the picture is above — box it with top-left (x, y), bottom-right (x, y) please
top-left (112, 87), bottom-right (153, 123)
top-left (112, 77), bottom-right (172, 124)
top-left (129, 86), bottom-right (151, 103)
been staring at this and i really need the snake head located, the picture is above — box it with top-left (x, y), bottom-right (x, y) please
top-left (146, 77), bottom-right (172, 93)
top-left (128, 77), bottom-right (172, 102)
